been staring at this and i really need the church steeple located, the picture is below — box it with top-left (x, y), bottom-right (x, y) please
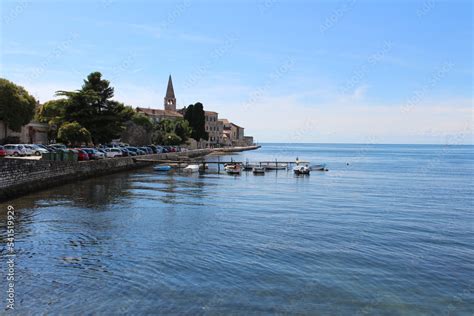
top-left (164, 75), bottom-right (176, 111)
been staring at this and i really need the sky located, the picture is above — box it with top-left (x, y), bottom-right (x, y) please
top-left (0, 0), bottom-right (472, 144)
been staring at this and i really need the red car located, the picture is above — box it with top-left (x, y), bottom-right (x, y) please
top-left (0, 145), bottom-right (6, 157)
top-left (74, 149), bottom-right (90, 161)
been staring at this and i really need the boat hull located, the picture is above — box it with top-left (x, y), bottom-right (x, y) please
top-left (293, 165), bottom-right (311, 175)
top-left (154, 165), bottom-right (172, 171)
top-left (183, 165), bottom-right (200, 173)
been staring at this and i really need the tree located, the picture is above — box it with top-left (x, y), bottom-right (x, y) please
top-left (131, 112), bottom-right (153, 132)
top-left (183, 102), bottom-right (208, 141)
top-left (57, 121), bottom-right (91, 146)
top-left (0, 78), bottom-right (37, 139)
top-left (163, 133), bottom-right (182, 145)
top-left (36, 99), bottom-right (67, 124)
top-left (174, 119), bottom-right (192, 143)
top-left (151, 118), bottom-right (191, 145)
top-left (36, 99), bottom-right (68, 142)
top-left (56, 72), bottom-right (133, 144)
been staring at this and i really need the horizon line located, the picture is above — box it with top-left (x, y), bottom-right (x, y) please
top-left (255, 142), bottom-right (474, 146)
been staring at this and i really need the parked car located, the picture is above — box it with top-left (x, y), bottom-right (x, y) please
top-left (126, 147), bottom-right (143, 156)
top-left (74, 149), bottom-right (90, 161)
top-left (96, 148), bottom-right (107, 155)
top-left (82, 148), bottom-right (104, 160)
top-left (120, 148), bottom-right (131, 156)
top-left (35, 144), bottom-right (55, 152)
top-left (94, 149), bottom-right (105, 159)
top-left (139, 147), bottom-right (152, 154)
top-left (50, 143), bottom-right (67, 150)
top-left (104, 148), bottom-right (123, 158)
top-left (146, 145), bottom-right (158, 153)
top-left (4, 144), bottom-right (27, 156)
top-left (0, 145), bottom-right (6, 157)
top-left (25, 144), bottom-right (49, 156)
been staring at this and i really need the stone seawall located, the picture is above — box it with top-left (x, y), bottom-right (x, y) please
top-left (0, 149), bottom-right (212, 201)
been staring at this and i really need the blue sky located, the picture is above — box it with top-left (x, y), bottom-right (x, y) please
top-left (1, 0), bottom-right (472, 143)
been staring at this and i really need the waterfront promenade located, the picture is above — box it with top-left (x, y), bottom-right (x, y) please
top-left (0, 146), bottom-right (260, 201)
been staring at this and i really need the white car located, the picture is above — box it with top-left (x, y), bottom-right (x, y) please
top-left (105, 148), bottom-right (123, 158)
top-left (94, 150), bottom-right (106, 159)
top-left (24, 144), bottom-right (49, 156)
top-left (4, 144), bottom-right (28, 156)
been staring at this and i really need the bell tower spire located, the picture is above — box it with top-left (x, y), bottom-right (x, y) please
top-left (164, 74), bottom-right (176, 111)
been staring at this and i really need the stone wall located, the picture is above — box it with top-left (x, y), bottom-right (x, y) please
top-left (0, 149), bottom-right (212, 201)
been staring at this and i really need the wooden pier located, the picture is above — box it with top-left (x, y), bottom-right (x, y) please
top-left (134, 156), bottom-right (310, 172)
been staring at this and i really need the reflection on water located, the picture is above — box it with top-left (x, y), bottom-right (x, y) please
top-left (0, 144), bottom-right (473, 314)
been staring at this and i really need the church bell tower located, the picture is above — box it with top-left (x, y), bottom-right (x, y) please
top-left (164, 75), bottom-right (176, 111)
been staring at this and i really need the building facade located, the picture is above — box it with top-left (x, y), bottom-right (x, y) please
top-left (0, 121), bottom-right (48, 144)
top-left (205, 111), bottom-right (220, 147)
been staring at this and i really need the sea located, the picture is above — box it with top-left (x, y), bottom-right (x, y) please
top-left (0, 143), bottom-right (473, 315)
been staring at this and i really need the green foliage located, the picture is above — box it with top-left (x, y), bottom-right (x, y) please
top-left (183, 102), bottom-right (208, 141)
top-left (163, 133), bottom-right (182, 145)
top-left (36, 99), bottom-right (67, 124)
top-left (36, 99), bottom-right (68, 141)
top-left (0, 78), bottom-right (37, 134)
top-left (57, 121), bottom-right (91, 146)
top-left (132, 112), bottom-right (153, 132)
top-left (56, 72), bottom-right (133, 144)
top-left (174, 119), bottom-right (192, 142)
top-left (152, 118), bottom-right (191, 145)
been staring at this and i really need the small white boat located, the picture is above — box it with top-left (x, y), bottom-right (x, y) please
top-left (293, 165), bottom-right (311, 175)
top-left (183, 164), bottom-right (199, 173)
top-left (252, 166), bottom-right (265, 175)
top-left (226, 164), bottom-right (241, 175)
top-left (310, 164), bottom-right (327, 171)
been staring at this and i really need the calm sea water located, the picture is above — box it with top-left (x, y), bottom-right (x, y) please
top-left (1, 144), bottom-right (473, 315)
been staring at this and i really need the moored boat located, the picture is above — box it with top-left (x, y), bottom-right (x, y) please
top-left (263, 162), bottom-right (288, 170)
top-left (293, 165), bottom-right (310, 175)
top-left (252, 166), bottom-right (265, 175)
top-left (226, 164), bottom-right (241, 175)
top-left (154, 165), bottom-right (172, 172)
top-left (183, 164), bottom-right (199, 173)
top-left (310, 164), bottom-right (327, 171)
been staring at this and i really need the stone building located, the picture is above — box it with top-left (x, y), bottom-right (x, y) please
top-left (218, 119), bottom-right (232, 146)
top-left (0, 120), bottom-right (48, 144)
top-left (218, 119), bottom-right (250, 146)
top-left (244, 136), bottom-right (254, 146)
top-left (205, 111), bottom-right (220, 147)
